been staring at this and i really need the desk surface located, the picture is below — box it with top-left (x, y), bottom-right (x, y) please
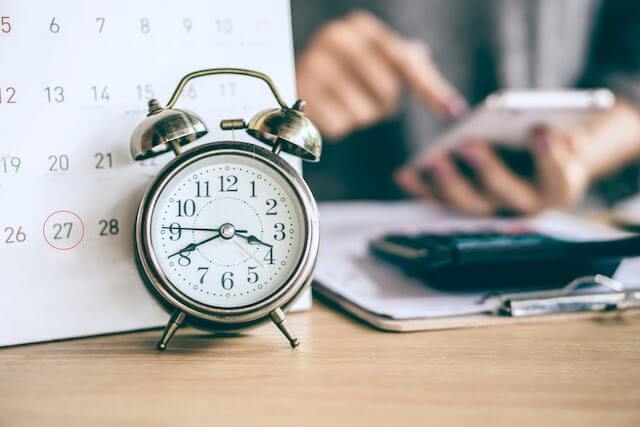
top-left (1, 302), bottom-right (639, 427)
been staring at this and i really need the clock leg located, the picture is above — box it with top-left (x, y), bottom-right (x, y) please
top-left (156, 310), bottom-right (186, 351)
top-left (270, 307), bottom-right (300, 348)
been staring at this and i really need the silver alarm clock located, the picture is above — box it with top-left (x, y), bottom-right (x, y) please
top-left (129, 68), bottom-right (322, 351)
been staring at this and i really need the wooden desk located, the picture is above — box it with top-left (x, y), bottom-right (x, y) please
top-left (1, 302), bottom-right (639, 427)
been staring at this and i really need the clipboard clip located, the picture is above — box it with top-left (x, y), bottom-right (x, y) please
top-left (490, 275), bottom-right (640, 317)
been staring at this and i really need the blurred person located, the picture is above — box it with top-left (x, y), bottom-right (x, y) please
top-left (292, 0), bottom-right (640, 215)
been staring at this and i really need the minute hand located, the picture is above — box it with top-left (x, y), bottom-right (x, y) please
top-left (161, 226), bottom-right (248, 234)
top-left (168, 234), bottom-right (221, 258)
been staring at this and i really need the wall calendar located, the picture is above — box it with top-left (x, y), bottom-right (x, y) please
top-left (0, 0), bottom-right (309, 347)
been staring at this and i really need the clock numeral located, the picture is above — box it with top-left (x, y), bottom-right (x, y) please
top-left (178, 251), bottom-right (191, 266)
top-left (247, 266), bottom-right (259, 284)
top-left (198, 267), bottom-right (209, 284)
top-left (273, 223), bottom-right (286, 241)
top-left (168, 222), bottom-right (182, 240)
top-left (4, 226), bottom-right (26, 244)
top-left (266, 199), bottom-right (278, 215)
top-left (218, 175), bottom-right (238, 192)
top-left (176, 199), bottom-right (196, 217)
top-left (195, 180), bottom-right (211, 197)
top-left (250, 180), bottom-right (257, 198)
top-left (264, 247), bottom-right (275, 265)
top-left (98, 218), bottom-right (119, 236)
top-left (221, 271), bottom-right (234, 290)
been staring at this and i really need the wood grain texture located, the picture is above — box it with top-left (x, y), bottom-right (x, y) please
top-left (1, 303), bottom-right (639, 427)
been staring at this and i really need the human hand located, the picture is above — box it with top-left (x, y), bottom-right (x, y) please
top-left (394, 127), bottom-right (593, 216)
top-left (296, 10), bottom-right (468, 140)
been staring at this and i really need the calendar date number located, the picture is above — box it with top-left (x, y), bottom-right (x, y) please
top-left (1, 16), bottom-right (11, 33)
top-left (94, 152), bottom-right (113, 169)
top-left (1, 156), bottom-right (21, 174)
top-left (48, 154), bottom-right (70, 172)
top-left (99, 219), bottom-right (120, 236)
top-left (4, 226), bottom-right (26, 244)
top-left (0, 87), bottom-right (16, 104)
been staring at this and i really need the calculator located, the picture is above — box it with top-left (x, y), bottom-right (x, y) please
top-left (369, 231), bottom-right (640, 290)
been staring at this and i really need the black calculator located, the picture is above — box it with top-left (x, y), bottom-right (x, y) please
top-left (369, 230), bottom-right (640, 290)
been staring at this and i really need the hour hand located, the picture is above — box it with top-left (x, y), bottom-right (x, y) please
top-left (247, 235), bottom-right (273, 248)
top-left (234, 232), bottom-right (272, 248)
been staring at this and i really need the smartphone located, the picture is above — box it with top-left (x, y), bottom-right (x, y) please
top-left (428, 89), bottom-right (614, 153)
top-left (412, 89), bottom-right (615, 183)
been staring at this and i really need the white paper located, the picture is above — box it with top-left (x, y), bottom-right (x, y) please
top-left (613, 194), bottom-right (640, 227)
top-left (0, 0), bottom-right (310, 348)
top-left (316, 201), bottom-right (639, 320)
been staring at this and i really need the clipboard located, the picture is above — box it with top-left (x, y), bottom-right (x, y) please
top-left (314, 275), bottom-right (640, 332)
top-left (313, 201), bottom-right (640, 334)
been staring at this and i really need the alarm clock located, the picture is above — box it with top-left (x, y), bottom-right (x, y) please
top-left (129, 68), bottom-right (322, 351)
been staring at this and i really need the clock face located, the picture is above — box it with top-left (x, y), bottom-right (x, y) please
top-left (149, 152), bottom-right (307, 309)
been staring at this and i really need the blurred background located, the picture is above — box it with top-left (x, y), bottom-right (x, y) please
top-left (291, 0), bottom-right (640, 220)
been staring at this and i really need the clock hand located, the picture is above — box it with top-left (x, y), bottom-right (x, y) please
top-left (235, 232), bottom-right (273, 248)
top-left (167, 233), bottom-right (221, 258)
top-left (162, 225), bottom-right (247, 234)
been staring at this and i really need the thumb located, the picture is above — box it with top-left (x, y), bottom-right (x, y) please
top-left (531, 128), bottom-right (589, 206)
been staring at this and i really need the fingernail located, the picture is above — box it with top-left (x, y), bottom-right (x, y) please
top-left (410, 39), bottom-right (431, 57)
top-left (445, 95), bottom-right (469, 118)
top-left (458, 146), bottom-right (484, 168)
